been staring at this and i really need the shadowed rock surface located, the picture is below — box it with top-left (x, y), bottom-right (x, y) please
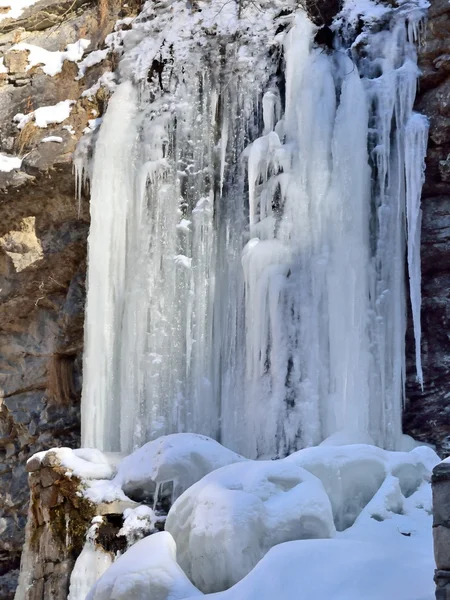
top-left (404, 0), bottom-right (450, 455)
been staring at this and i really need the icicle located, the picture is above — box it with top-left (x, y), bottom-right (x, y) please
top-left (405, 112), bottom-right (428, 389)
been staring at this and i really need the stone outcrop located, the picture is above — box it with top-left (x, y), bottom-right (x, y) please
top-left (16, 451), bottom-right (96, 600)
top-left (0, 1), bottom-right (142, 597)
top-left (404, 0), bottom-right (450, 455)
top-left (432, 461), bottom-right (450, 598)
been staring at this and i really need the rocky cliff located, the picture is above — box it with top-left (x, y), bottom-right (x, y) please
top-left (404, 0), bottom-right (450, 455)
top-left (0, 1), bottom-right (141, 597)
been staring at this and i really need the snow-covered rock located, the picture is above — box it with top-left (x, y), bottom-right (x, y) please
top-left (112, 433), bottom-right (246, 506)
top-left (27, 447), bottom-right (118, 480)
top-left (165, 459), bottom-right (335, 592)
top-left (85, 531), bottom-right (203, 600)
top-left (286, 444), bottom-right (439, 530)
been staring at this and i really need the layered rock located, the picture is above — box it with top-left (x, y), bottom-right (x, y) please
top-left (404, 0), bottom-right (450, 455)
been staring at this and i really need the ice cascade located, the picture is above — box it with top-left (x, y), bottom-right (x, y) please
top-left (80, 0), bottom-right (428, 457)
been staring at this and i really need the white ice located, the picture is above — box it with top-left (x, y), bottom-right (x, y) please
top-left (68, 520), bottom-right (112, 600)
top-left (80, 0), bottom-right (428, 457)
top-left (40, 136), bottom-right (63, 143)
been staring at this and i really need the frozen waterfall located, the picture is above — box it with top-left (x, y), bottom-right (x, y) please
top-left (80, 0), bottom-right (428, 457)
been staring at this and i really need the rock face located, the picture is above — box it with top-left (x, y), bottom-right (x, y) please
top-left (15, 451), bottom-right (96, 600)
top-left (432, 461), bottom-right (450, 598)
top-left (404, 0), bottom-right (450, 456)
top-left (0, 1), bottom-right (141, 597)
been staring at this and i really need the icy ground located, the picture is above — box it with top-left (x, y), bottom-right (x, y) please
top-left (36, 434), bottom-right (439, 600)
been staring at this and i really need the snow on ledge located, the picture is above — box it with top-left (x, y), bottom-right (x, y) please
top-left (41, 136), bottom-right (63, 143)
top-left (13, 100), bottom-right (75, 129)
top-left (27, 447), bottom-right (119, 480)
top-left (0, 153), bottom-right (22, 172)
top-left (10, 40), bottom-right (91, 77)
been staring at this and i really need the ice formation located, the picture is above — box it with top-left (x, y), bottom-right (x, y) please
top-left (68, 520), bottom-right (112, 600)
top-left (80, 0), bottom-right (429, 458)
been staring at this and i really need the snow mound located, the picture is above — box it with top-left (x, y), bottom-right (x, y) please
top-left (182, 533), bottom-right (434, 600)
top-left (112, 433), bottom-right (246, 507)
top-left (165, 459), bottom-right (335, 592)
top-left (86, 531), bottom-right (202, 600)
top-left (286, 444), bottom-right (438, 530)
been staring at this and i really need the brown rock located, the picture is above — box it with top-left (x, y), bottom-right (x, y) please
top-left (3, 50), bottom-right (28, 74)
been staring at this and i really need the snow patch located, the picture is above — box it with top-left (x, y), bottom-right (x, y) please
top-left (40, 136), bottom-right (63, 143)
top-left (13, 100), bottom-right (75, 129)
top-left (77, 49), bottom-right (109, 79)
top-left (112, 433), bottom-right (246, 506)
top-left (10, 39), bottom-right (90, 76)
top-left (0, 153), bottom-right (22, 172)
top-left (0, 0), bottom-right (38, 22)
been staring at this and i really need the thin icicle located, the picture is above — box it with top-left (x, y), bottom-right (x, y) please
top-left (405, 112), bottom-right (429, 389)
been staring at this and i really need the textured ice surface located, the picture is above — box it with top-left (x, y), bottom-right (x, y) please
top-left (81, 0), bottom-right (428, 457)
top-left (68, 520), bottom-right (112, 600)
top-left (165, 459), bottom-right (335, 592)
top-left (86, 531), bottom-right (202, 600)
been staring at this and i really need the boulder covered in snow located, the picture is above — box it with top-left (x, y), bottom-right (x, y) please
top-left (112, 433), bottom-right (246, 508)
top-left (286, 444), bottom-right (439, 531)
top-left (165, 459), bottom-right (335, 592)
top-left (85, 531), bottom-right (202, 600)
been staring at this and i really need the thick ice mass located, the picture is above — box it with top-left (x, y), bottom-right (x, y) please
top-left (81, 0), bottom-right (428, 457)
